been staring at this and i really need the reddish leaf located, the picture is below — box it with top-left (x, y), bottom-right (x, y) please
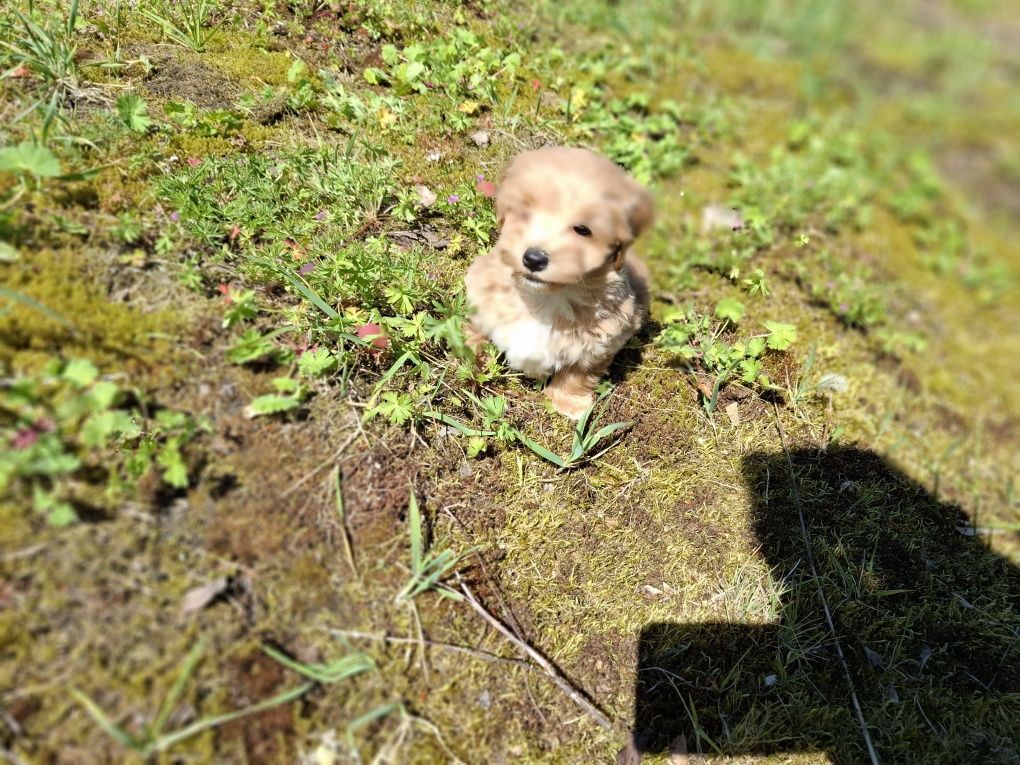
top-left (355, 323), bottom-right (389, 350)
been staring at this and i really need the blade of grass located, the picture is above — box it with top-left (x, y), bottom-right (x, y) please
top-left (345, 702), bottom-right (402, 748)
top-left (71, 688), bottom-right (143, 751)
top-left (152, 641), bottom-right (203, 736)
top-left (150, 682), bottom-right (314, 755)
top-left (512, 429), bottom-right (566, 468)
top-left (334, 469), bottom-right (360, 580)
top-left (0, 285), bottom-right (74, 328)
top-left (250, 257), bottom-right (337, 319)
top-left (408, 488), bottom-right (423, 573)
top-left (262, 644), bottom-right (373, 684)
top-left (585, 420), bottom-right (633, 448)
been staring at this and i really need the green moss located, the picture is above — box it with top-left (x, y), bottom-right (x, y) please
top-left (204, 33), bottom-right (301, 88)
top-left (0, 247), bottom-right (180, 379)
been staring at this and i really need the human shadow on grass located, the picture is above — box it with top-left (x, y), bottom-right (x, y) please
top-left (620, 447), bottom-right (1020, 764)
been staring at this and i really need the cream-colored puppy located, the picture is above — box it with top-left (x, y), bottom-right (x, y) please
top-left (465, 146), bottom-right (653, 418)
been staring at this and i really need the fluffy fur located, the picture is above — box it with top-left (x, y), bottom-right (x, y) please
top-left (465, 146), bottom-right (654, 418)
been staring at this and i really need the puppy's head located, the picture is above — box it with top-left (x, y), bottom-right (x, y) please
top-left (493, 146), bottom-right (654, 288)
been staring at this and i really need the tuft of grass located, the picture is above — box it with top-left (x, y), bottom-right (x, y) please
top-left (395, 488), bottom-right (476, 603)
top-left (141, 0), bottom-right (223, 52)
top-left (1, 0), bottom-right (80, 103)
top-left (514, 391), bottom-right (633, 469)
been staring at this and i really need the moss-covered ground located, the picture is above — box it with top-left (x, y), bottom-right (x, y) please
top-left (1, 0), bottom-right (1018, 763)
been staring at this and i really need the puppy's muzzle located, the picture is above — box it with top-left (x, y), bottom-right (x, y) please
top-left (522, 247), bottom-right (549, 272)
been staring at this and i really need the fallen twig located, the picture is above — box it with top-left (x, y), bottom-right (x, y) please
top-left (459, 583), bottom-right (612, 729)
top-left (329, 629), bottom-right (534, 670)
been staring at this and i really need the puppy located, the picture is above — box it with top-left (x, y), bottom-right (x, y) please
top-left (465, 146), bottom-right (654, 418)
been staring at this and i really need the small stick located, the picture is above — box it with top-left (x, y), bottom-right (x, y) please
top-left (329, 629), bottom-right (533, 670)
top-left (332, 468), bottom-right (360, 583)
top-left (459, 583), bottom-right (612, 729)
top-left (410, 601), bottom-right (430, 686)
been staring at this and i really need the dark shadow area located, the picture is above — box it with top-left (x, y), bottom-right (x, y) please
top-left (624, 447), bottom-right (1020, 764)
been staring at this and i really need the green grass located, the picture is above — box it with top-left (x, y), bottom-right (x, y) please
top-left (0, 0), bottom-right (1018, 762)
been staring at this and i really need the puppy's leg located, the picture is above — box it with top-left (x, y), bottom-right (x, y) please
top-left (464, 322), bottom-right (487, 355)
top-left (546, 362), bottom-right (608, 419)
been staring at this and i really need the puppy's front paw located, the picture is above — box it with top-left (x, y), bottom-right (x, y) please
top-left (464, 323), bottom-right (490, 363)
top-left (546, 387), bottom-right (594, 420)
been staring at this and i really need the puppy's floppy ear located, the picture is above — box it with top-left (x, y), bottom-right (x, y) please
top-left (610, 179), bottom-right (654, 270)
top-left (625, 179), bottom-right (655, 240)
top-left (494, 168), bottom-right (517, 234)
top-left (495, 153), bottom-right (530, 235)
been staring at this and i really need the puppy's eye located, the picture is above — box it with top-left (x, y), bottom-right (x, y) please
top-left (573, 224), bottom-right (593, 237)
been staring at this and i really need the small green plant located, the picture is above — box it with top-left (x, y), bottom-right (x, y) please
top-left (423, 393), bottom-right (515, 457)
top-left (220, 287), bottom-right (259, 328)
top-left (245, 377), bottom-right (308, 418)
top-left (0, 141), bottom-right (62, 209)
top-left (365, 391), bottom-right (415, 425)
top-left (395, 488), bottom-right (476, 602)
top-left (714, 297), bottom-right (746, 324)
top-left (224, 328), bottom-right (271, 367)
top-left (1, 359), bottom-right (204, 525)
top-left (141, 0), bottom-right (223, 52)
top-left (115, 93), bottom-right (153, 133)
top-left (297, 347), bottom-right (337, 377)
top-left (657, 307), bottom-right (797, 414)
top-left (73, 642), bottom-right (314, 759)
top-left (743, 268), bottom-right (771, 296)
top-left (164, 101), bottom-right (242, 136)
top-left (110, 211), bottom-right (142, 244)
top-left (369, 30), bottom-right (523, 104)
top-left (513, 391), bottom-right (633, 469)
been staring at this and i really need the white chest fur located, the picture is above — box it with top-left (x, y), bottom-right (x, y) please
top-left (490, 317), bottom-right (558, 377)
top-left (466, 257), bottom-right (641, 380)
top-left (485, 287), bottom-right (587, 378)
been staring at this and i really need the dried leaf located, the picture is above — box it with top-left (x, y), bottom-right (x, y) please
top-left (415, 184), bottom-right (437, 208)
top-left (181, 577), bottom-right (230, 615)
top-left (700, 204), bottom-right (743, 233)
top-left (615, 737), bottom-right (643, 765)
top-left (817, 372), bottom-right (849, 393)
top-left (725, 401), bottom-right (740, 426)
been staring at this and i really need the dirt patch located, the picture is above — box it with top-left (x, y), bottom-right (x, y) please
top-left (136, 46), bottom-right (241, 108)
top-left (222, 649), bottom-right (297, 762)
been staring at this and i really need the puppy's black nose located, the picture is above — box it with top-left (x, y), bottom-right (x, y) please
top-left (522, 247), bottom-right (549, 272)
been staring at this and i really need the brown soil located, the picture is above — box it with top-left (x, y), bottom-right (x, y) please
top-left (137, 46), bottom-right (242, 108)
